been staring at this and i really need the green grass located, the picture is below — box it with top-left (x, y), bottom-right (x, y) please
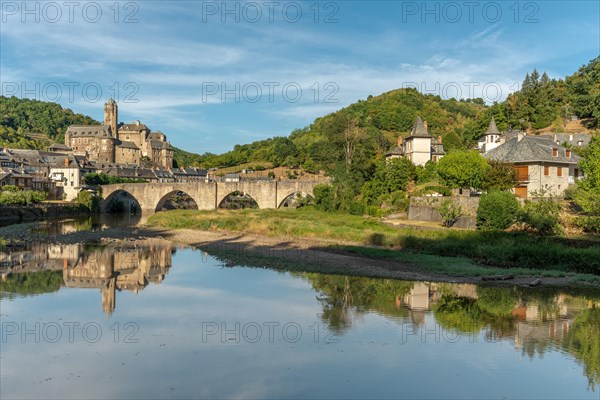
top-left (147, 208), bottom-right (600, 276)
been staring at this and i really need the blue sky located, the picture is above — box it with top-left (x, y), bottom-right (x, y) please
top-left (1, 1), bottom-right (598, 154)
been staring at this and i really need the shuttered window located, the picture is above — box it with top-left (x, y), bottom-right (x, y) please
top-left (513, 166), bottom-right (529, 181)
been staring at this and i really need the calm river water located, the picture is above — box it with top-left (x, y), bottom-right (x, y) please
top-left (1, 218), bottom-right (599, 399)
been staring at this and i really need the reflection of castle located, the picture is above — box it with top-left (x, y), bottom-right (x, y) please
top-left (62, 240), bottom-right (173, 316)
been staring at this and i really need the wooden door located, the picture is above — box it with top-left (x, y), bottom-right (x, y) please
top-left (515, 186), bottom-right (528, 198)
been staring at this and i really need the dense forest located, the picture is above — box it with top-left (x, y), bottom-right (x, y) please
top-left (0, 96), bottom-right (99, 148)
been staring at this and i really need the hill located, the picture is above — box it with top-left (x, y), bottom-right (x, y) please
top-left (0, 96), bottom-right (99, 148)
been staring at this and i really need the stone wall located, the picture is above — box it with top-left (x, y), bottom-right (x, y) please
top-left (408, 195), bottom-right (480, 229)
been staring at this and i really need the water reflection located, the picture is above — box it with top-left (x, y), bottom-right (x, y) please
top-left (1, 239), bottom-right (174, 316)
top-left (31, 214), bottom-right (142, 235)
top-left (1, 242), bottom-right (599, 395)
top-left (300, 273), bottom-right (600, 388)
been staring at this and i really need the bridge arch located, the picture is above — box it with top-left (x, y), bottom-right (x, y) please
top-left (155, 190), bottom-right (199, 212)
top-left (276, 181), bottom-right (316, 209)
top-left (217, 190), bottom-right (259, 209)
top-left (101, 189), bottom-right (142, 213)
top-left (277, 191), bottom-right (314, 208)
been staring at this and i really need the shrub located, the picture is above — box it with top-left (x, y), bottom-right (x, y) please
top-left (1, 185), bottom-right (19, 192)
top-left (423, 185), bottom-right (451, 196)
top-left (476, 191), bottom-right (519, 230)
top-left (76, 191), bottom-right (99, 212)
top-left (0, 188), bottom-right (47, 205)
top-left (519, 198), bottom-right (561, 235)
top-left (438, 199), bottom-right (462, 227)
top-left (563, 184), bottom-right (577, 200)
top-left (573, 216), bottom-right (600, 234)
top-left (313, 184), bottom-right (335, 212)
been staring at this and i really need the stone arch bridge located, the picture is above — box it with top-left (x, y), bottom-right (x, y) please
top-left (100, 180), bottom-right (319, 213)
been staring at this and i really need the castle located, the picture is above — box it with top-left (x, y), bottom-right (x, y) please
top-left (64, 99), bottom-right (173, 168)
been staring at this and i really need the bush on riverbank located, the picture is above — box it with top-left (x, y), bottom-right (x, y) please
top-left (0, 186), bottom-right (47, 205)
top-left (148, 208), bottom-right (600, 275)
top-left (76, 191), bottom-right (99, 212)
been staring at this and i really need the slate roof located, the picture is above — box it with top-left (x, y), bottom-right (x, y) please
top-left (171, 167), bottom-right (207, 177)
top-left (120, 123), bottom-right (150, 131)
top-left (540, 133), bottom-right (592, 147)
top-left (150, 140), bottom-right (173, 150)
top-left (484, 136), bottom-right (580, 164)
top-left (67, 125), bottom-right (114, 138)
top-left (385, 146), bottom-right (404, 156)
top-left (48, 143), bottom-right (71, 150)
top-left (485, 117), bottom-right (501, 135)
top-left (116, 141), bottom-right (140, 150)
top-left (408, 117), bottom-right (431, 138)
top-left (147, 132), bottom-right (166, 140)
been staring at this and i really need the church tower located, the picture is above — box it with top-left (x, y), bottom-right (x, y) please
top-left (104, 98), bottom-right (118, 136)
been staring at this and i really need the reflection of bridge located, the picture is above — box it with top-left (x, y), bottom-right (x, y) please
top-left (100, 180), bottom-right (319, 212)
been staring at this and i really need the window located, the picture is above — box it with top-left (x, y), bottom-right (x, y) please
top-left (544, 166), bottom-right (549, 176)
top-left (557, 167), bottom-right (563, 177)
top-left (575, 168), bottom-right (579, 177)
top-left (513, 165), bottom-right (529, 181)
top-left (552, 148), bottom-right (558, 157)
top-left (566, 149), bottom-right (571, 158)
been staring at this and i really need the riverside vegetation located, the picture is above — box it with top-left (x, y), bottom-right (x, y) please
top-left (148, 208), bottom-right (600, 282)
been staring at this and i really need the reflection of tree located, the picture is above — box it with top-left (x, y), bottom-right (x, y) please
top-left (477, 287), bottom-right (519, 316)
top-left (300, 273), bottom-right (413, 333)
top-left (0, 270), bottom-right (63, 299)
top-left (563, 308), bottom-right (600, 389)
top-left (433, 295), bottom-right (486, 334)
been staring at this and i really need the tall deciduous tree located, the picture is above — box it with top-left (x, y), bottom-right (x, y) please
top-left (437, 150), bottom-right (490, 189)
top-left (574, 136), bottom-right (600, 215)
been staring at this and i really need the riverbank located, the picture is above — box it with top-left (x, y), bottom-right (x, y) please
top-left (1, 213), bottom-right (599, 288)
top-left (147, 209), bottom-right (600, 275)
top-left (0, 202), bottom-right (91, 223)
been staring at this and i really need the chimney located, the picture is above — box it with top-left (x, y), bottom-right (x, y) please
top-left (437, 136), bottom-right (442, 143)
top-left (423, 121), bottom-right (428, 131)
top-left (397, 137), bottom-right (403, 146)
top-left (64, 157), bottom-right (69, 167)
top-left (569, 134), bottom-right (573, 141)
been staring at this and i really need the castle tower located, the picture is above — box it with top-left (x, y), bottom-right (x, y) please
top-left (104, 98), bottom-right (118, 136)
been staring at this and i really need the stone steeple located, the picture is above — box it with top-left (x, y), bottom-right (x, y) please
top-left (409, 116), bottom-right (431, 137)
top-left (485, 116), bottom-right (501, 135)
top-left (103, 98), bottom-right (118, 136)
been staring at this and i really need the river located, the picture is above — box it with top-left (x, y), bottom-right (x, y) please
top-left (1, 217), bottom-right (598, 399)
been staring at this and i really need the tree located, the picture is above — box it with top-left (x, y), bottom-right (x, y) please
top-left (482, 161), bottom-right (517, 191)
top-left (437, 150), bottom-right (490, 189)
top-left (383, 157), bottom-right (417, 193)
top-left (438, 199), bottom-right (462, 227)
top-left (574, 135), bottom-right (600, 215)
top-left (476, 190), bottom-right (520, 230)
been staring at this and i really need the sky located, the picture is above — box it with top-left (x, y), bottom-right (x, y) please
top-left (1, 0), bottom-right (599, 154)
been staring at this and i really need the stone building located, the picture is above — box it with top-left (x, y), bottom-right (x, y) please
top-left (483, 133), bottom-right (581, 198)
top-left (386, 116), bottom-right (445, 166)
top-left (65, 99), bottom-right (173, 168)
